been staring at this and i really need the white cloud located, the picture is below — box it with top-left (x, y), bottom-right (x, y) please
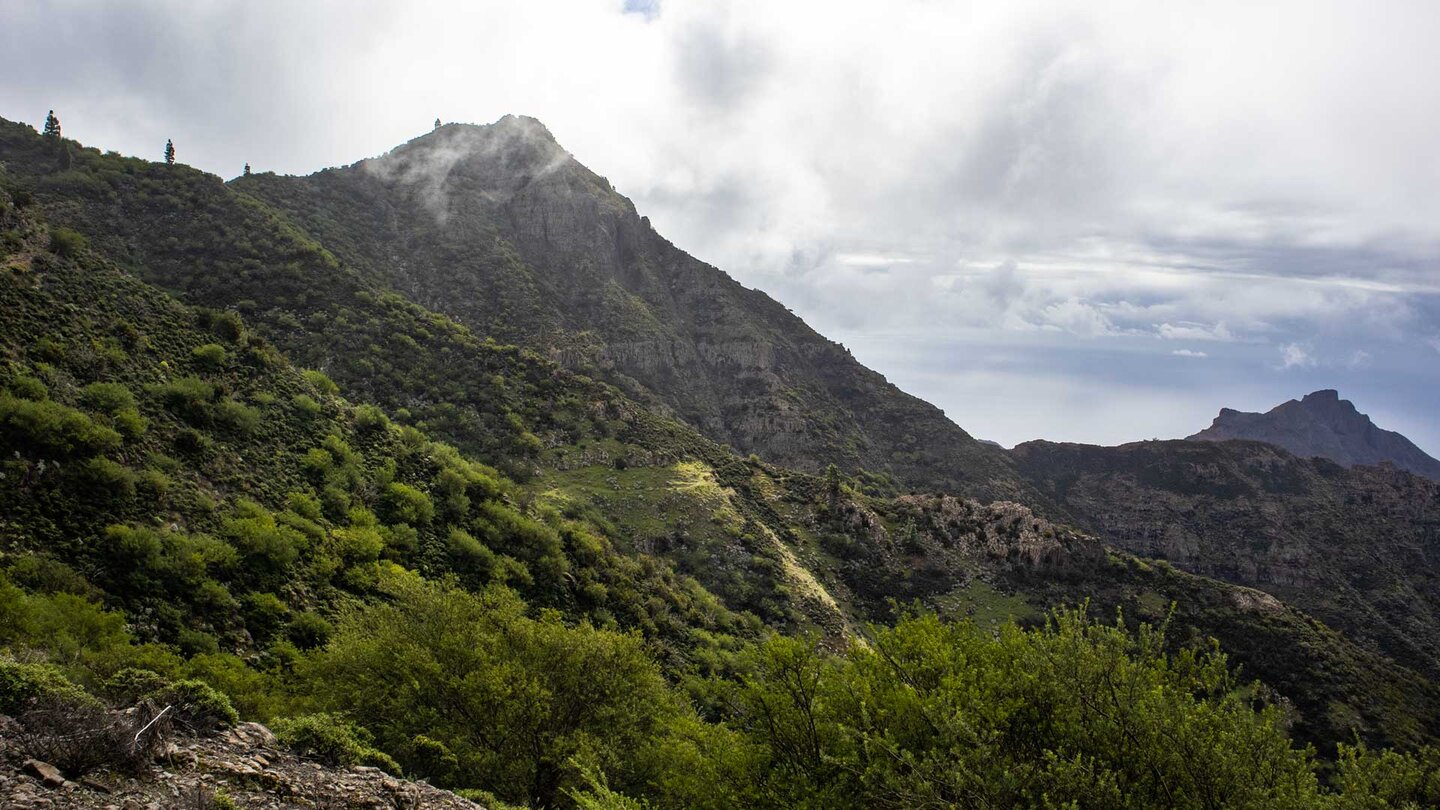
top-left (1171, 349), bottom-right (1209, 358)
top-left (1279, 343), bottom-right (1316, 369)
top-left (1157, 322), bottom-right (1234, 342)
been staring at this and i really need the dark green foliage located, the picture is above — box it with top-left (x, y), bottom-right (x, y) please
top-left (286, 611), bottom-right (333, 650)
top-left (164, 138), bottom-right (175, 165)
top-left (42, 110), bottom-right (60, 139)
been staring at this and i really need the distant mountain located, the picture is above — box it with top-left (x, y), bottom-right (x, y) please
top-left (1189, 389), bottom-right (1440, 480)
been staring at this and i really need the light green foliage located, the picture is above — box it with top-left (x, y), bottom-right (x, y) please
top-left (303, 575), bottom-right (680, 808)
top-left (191, 343), bottom-right (228, 368)
top-left (47, 225), bottom-right (88, 257)
top-left (381, 481), bottom-right (434, 526)
top-left (0, 392), bottom-right (122, 456)
top-left (221, 504), bottom-right (303, 584)
top-left (156, 678), bottom-right (239, 730)
top-left (1332, 744), bottom-right (1440, 809)
top-left (303, 369), bottom-right (339, 395)
top-left (7, 373), bottom-right (48, 401)
top-left (353, 403), bottom-right (389, 433)
top-left (153, 375), bottom-right (215, 424)
top-left (102, 667), bottom-right (170, 704)
top-left (696, 609), bottom-right (1325, 810)
top-left (274, 712), bottom-right (401, 773)
top-left (0, 658), bottom-right (99, 714)
top-left (214, 398), bottom-right (260, 434)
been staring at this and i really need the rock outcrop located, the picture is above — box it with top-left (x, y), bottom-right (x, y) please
top-left (0, 719), bottom-right (484, 810)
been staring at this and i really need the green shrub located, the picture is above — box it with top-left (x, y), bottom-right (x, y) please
top-left (303, 369), bottom-right (339, 396)
top-left (287, 611), bottom-right (333, 650)
top-left (153, 376), bottom-right (215, 424)
top-left (79, 382), bottom-right (136, 414)
top-left (102, 667), bottom-right (170, 705)
top-left (241, 592), bottom-right (290, 642)
top-left (7, 374), bottom-right (48, 401)
top-left (214, 398), bottom-right (261, 434)
top-left (48, 226), bottom-right (89, 258)
top-left (381, 482), bottom-right (434, 526)
top-left (273, 713), bottom-right (400, 773)
top-left (157, 678), bottom-right (239, 731)
top-left (353, 404), bottom-right (389, 433)
top-left (291, 393), bottom-right (322, 417)
top-left (191, 343), bottom-right (228, 368)
top-left (0, 393), bottom-right (122, 457)
top-left (0, 659), bottom-right (99, 715)
top-left (77, 457), bottom-right (137, 499)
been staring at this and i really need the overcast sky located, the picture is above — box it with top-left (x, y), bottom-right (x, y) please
top-left (4, 0), bottom-right (1438, 453)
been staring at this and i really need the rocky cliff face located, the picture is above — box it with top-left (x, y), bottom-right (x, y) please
top-left (1189, 389), bottom-right (1440, 481)
top-left (234, 117), bottom-right (1035, 504)
top-left (1012, 438), bottom-right (1440, 677)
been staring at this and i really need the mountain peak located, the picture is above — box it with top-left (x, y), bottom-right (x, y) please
top-left (1189, 391), bottom-right (1440, 480)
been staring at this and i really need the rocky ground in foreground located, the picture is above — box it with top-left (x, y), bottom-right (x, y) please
top-left (0, 720), bottom-right (483, 810)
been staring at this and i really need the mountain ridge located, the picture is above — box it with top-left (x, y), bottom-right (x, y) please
top-left (232, 115), bottom-right (1043, 506)
top-left (1189, 389), bottom-right (1440, 480)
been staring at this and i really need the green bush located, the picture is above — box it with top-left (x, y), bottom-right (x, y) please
top-left (381, 482), bottom-right (434, 526)
top-left (291, 393), bottom-right (322, 417)
top-left (214, 398), bottom-right (261, 434)
top-left (102, 667), bottom-right (170, 704)
top-left (287, 611), bottom-right (333, 650)
top-left (191, 343), bottom-right (228, 368)
top-left (7, 374), bottom-right (48, 401)
top-left (48, 226), bottom-right (89, 258)
top-left (79, 382), bottom-right (136, 414)
top-left (241, 592), bottom-right (290, 642)
top-left (0, 659), bottom-right (99, 715)
top-left (153, 376), bottom-right (215, 424)
top-left (273, 712), bottom-right (400, 773)
top-left (353, 404), bottom-right (389, 433)
top-left (157, 678), bottom-right (239, 731)
top-left (303, 369), bottom-right (339, 396)
top-left (76, 457), bottom-right (137, 498)
top-left (0, 393), bottom-right (122, 457)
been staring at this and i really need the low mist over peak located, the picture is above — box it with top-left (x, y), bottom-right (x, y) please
top-left (1190, 389), bottom-right (1440, 480)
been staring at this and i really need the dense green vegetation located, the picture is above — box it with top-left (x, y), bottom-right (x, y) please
top-left (3, 118), bottom-right (1440, 807)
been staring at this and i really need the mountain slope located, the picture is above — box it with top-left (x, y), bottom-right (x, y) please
top-left (5, 117), bottom-right (1440, 755)
top-left (1189, 389), bottom-right (1440, 480)
top-left (1012, 438), bottom-right (1440, 680)
top-left (231, 117), bottom-right (1035, 503)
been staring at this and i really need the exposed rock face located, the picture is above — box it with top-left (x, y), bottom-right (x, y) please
top-left (1012, 438), bottom-right (1440, 677)
top-left (1189, 389), bottom-right (1440, 481)
top-left (235, 117), bottom-right (1036, 504)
